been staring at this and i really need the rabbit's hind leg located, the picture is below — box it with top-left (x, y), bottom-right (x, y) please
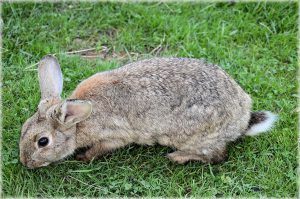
top-left (167, 151), bottom-right (203, 164)
top-left (168, 122), bottom-right (244, 164)
top-left (167, 142), bottom-right (228, 164)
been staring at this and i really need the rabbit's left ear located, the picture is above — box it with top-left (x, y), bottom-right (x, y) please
top-left (37, 55), bottom-right (64, 119)
top-left (38, 55), bottom-right (63, 100)
top-left (55, 100), bottom-right (92, 127)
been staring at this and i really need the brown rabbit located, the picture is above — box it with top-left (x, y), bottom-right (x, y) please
top-left (19, 55), bottom-right (277, 168)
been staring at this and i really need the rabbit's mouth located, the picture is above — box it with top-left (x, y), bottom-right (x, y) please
top-left (25, 160), bottom-right (50, 169)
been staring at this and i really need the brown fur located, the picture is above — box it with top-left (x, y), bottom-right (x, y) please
top-left (71, 73), bottom-right (117, 98)
top-left (19, 56), bottom-right (273, 168)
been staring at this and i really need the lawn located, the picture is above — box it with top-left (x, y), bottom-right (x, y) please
top-left (2, 2), bottom-right (298, 197)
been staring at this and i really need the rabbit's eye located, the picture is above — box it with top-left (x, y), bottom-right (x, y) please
top-left (38, 137), bottom-right (49, 147)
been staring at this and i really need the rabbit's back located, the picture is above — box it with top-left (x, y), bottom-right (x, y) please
top-left (71, 58), bottom-right (251, 148)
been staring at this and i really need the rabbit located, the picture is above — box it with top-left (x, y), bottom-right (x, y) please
top-left (19, 55), bottom-right (277, 169)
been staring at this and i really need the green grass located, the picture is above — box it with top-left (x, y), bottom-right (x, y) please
top-left (2, 2), bottom-right (298, 197)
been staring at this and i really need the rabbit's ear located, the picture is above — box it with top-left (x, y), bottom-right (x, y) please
top-left (56, 100), bottom-right (92, 127)
top-left (38, 55), bottom-right (63, 100)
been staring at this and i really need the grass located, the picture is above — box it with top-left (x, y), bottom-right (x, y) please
top-left (2, 2), bottom-right (298, 197)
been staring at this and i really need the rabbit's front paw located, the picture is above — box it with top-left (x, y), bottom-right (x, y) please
top-left (75, 146), bottom-right (100, 162)
top-left (75, 153), bottom-right (93, 162)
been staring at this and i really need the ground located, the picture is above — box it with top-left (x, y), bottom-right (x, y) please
top-left (2, 2), bottom-right (298, 197)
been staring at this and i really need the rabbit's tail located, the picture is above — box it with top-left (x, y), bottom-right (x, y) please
top-left (245, 111), bottom-right (278, 136)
